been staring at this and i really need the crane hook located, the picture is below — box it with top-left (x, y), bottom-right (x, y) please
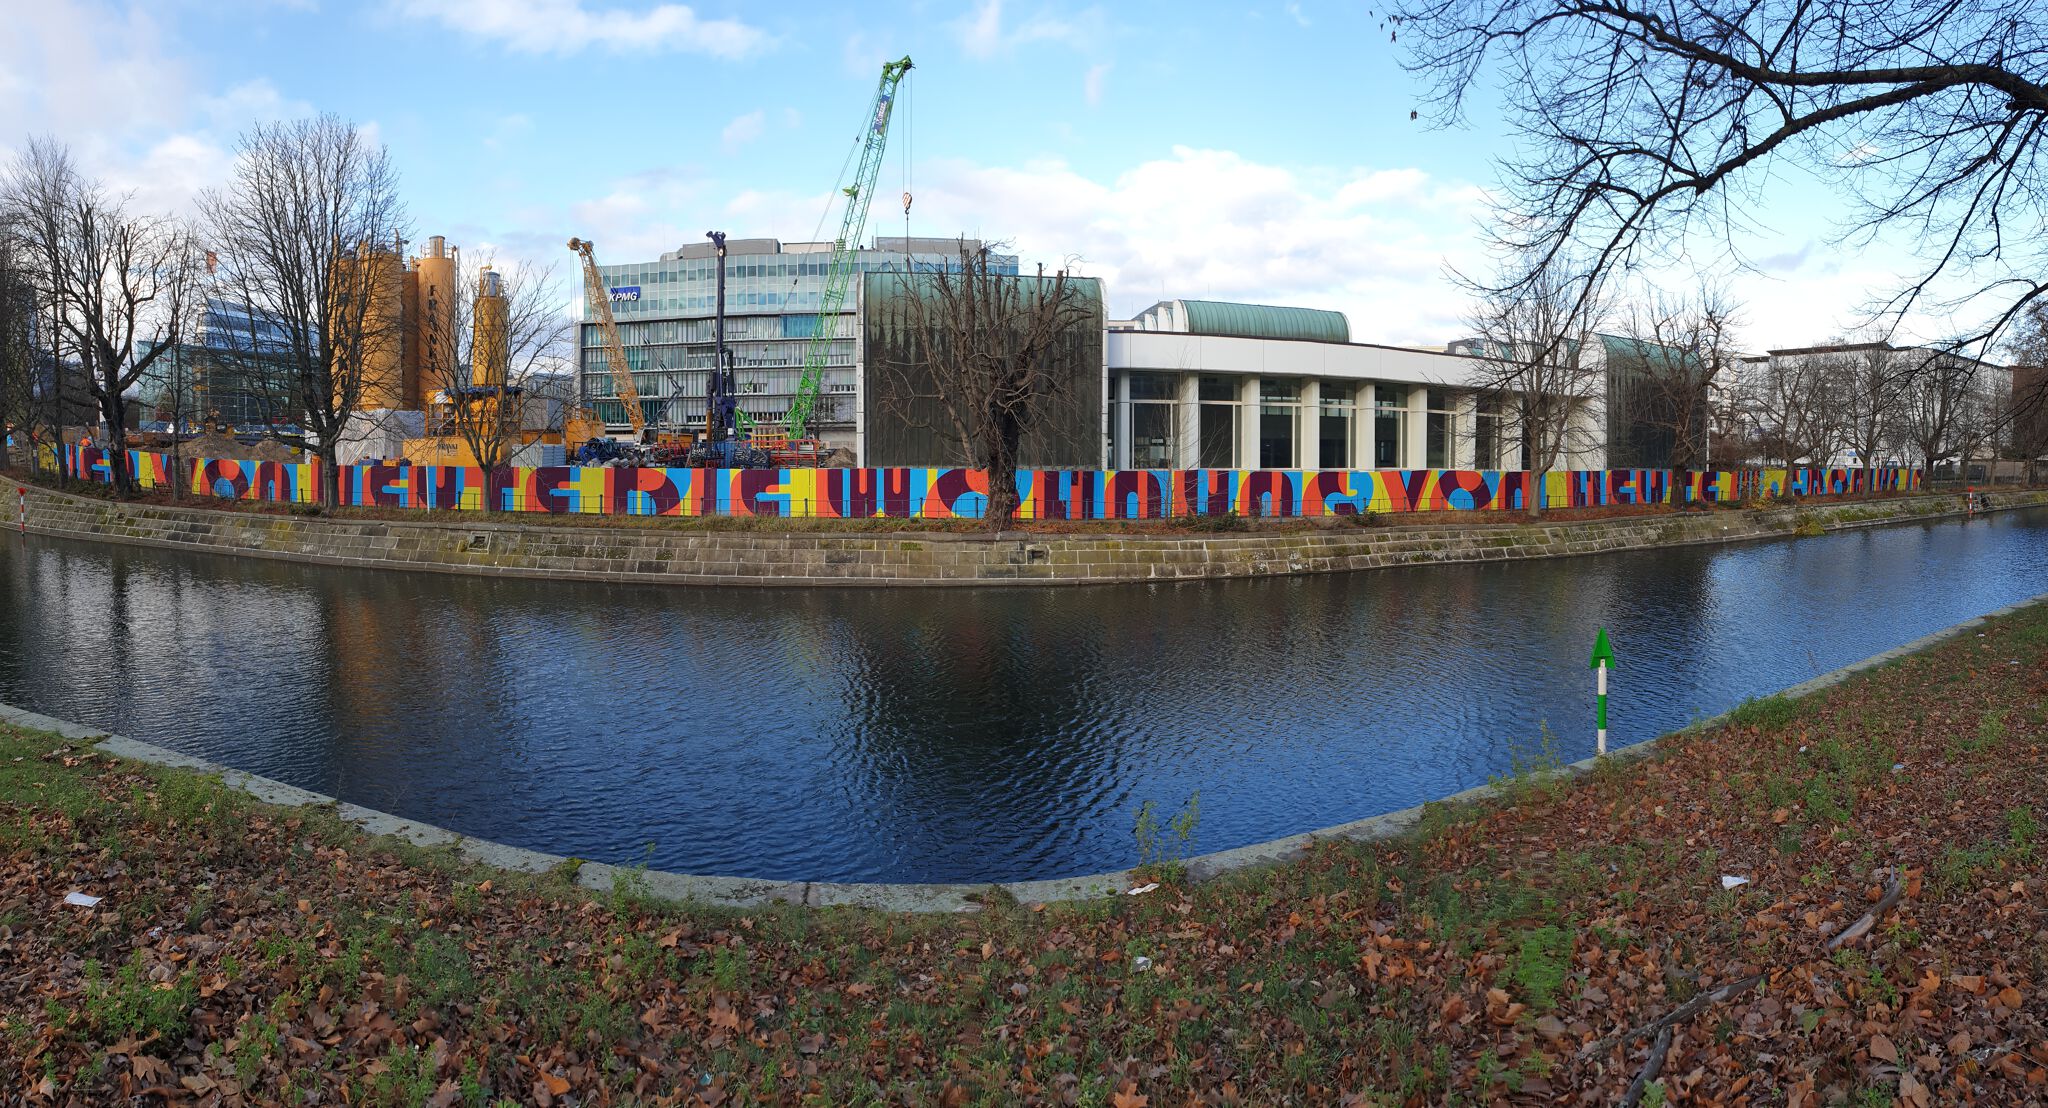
top-left (902, 191), bottom-right (913, 215)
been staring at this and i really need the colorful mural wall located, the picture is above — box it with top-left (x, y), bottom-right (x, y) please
top-left (57, 445), bottom-right (1922, 520)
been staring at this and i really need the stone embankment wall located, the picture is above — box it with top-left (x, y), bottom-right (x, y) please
top-left (16, 485), bottom-right (2045, 588)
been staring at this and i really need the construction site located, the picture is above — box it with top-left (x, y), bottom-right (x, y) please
top-left (130, 57), bottom-right (925, 474)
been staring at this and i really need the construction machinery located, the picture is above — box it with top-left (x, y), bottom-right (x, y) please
top-left (686, 230), bottom-right (771, 468)
top-left (567, 236), bottom-right (646, 454)
top-left (780, 55), bottom-right (913, 454)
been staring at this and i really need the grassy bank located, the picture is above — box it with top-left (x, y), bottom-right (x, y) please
top-left (5, 602), bottom-right (2048, 1105)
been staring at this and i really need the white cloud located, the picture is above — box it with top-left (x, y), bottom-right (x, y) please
top-left (1083, 63), bottom-right (1110, 106)
top-left (960, 0), bottom-right (1006, 58)
top-left (721, 110), bottom-right (766, 152)
top-left (594, 147), bottom-right (1491, 346)
top-left (0, 2), bottom-right (190, 141)
top-left (393, 0), bottom-right (771, 57)
top-left (955, 0), bottom-right (1102, 59)
top-left (1285, 2), bottom-right (1309, 27)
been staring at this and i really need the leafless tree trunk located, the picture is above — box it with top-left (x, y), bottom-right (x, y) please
top-left (1462, 259), bottom-right (1609, 517)
top-left (870, 242), bottom-right (1098, 530)
top-left (200, 115), bottom-right (408, 508)
top-left (1391, 0), bottom-right (2048, 356)
top-left (3, 137), bottom-right (198, 498)
top-left (429, 257), bottom-right (573, 491)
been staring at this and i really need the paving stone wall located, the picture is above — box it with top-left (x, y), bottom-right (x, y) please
top-left (16, 485), bottom-right (2037, 587)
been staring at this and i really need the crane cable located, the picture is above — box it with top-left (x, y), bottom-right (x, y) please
top-left (901, 71), bottom-right (913, 266)
top-left (777, 86), bottom-right (870, 318)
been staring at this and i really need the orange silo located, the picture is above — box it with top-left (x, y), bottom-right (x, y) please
top-left (331, 238), bottom-right (409, 412)
top-left (413, 235), bottom-right (458, 404)
top-left (473, 266), bottom-right (509, 389)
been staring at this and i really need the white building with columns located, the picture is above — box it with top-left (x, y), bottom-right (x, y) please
top-left (1103, 299), bottom-right (1607, 472)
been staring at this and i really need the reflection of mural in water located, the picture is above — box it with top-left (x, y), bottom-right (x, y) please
top-left (63, 445), bottom-right (1923, 519)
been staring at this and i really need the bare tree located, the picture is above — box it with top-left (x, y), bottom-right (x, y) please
top-left (0, 230), bottom-right (40, 472)
top-left (2002, 305), bottom-right (2048, 484)
top-left (868, 243), bottom-right (1099, 529)
top-left (1391, 0), bottom-right (2048, 355)
top-left (200, 115), bottom-right (407, 507)
top-left (427, 257), bottom-right (574, 483)
top-left (1741, 354), bottom-right (1849, 468)
top-left (1462, 259), bottom-right (1609, 517)
top-left (1611, 286), bottom-right (1740, 470)
top-left (1902, 350), bottom-right (1987, 478)
top-left (3, 137), bottom-right (198, 497)
top-left (1836, 344), bottom-right (1913, 495)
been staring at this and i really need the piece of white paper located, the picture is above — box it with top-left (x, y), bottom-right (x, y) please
top-left (62, 891), bottom-right (101, 907)
top-left (1720, 875), bottom-right (1750, 890)
top-left (1126, 882), bottom-right (1159, 896)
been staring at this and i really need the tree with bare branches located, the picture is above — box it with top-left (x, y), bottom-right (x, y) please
top-left (1833, 344), bottom-right (1913, 494)
top-left (426, 258), bottom-right (573, 484)
top-left (1737, 353), bottom-right (1850, 468)
top-left (1461, 259), bottom-right (1609, 517)
top-left (3, 137), bottom-right (199, 497)
top-left (1391, 0), bottom-right (2048, 356)
top-left (866, 244), bottom-right (1100, 528)
top-left (2002, 305), bottom-right (2048, 484)
top-left (0, 231), bottom-right (40, 473)
top-left (200, 115), bottom-right (407, 507)
top-left (1610, 287), bottom-right (1741, 470)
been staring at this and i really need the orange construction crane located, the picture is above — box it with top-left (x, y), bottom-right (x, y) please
top-left (567, 237), bottom-right (645, 443)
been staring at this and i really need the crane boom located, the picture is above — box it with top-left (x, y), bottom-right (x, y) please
top-left (567, 237), bottom-right (645, 440)
top-left (786, 55), bottom-right (912, 442)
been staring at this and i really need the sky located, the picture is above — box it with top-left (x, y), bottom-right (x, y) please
top-left (0, 0), bottom-right (1970, 352)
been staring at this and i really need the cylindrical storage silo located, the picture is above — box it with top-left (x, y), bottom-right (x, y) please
top-left (413, 235), bottom-right (458, 404)
top-left (473, 266), bottom-right (509, 389)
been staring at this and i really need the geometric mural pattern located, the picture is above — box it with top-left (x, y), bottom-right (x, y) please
top-left (61, 445), bottom-right (1923, 519)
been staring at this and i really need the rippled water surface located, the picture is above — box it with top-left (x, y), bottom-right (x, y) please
top-left (3, 507), bottom-right (2044, 882)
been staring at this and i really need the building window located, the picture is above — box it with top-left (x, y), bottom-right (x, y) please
top-left (1375, 385), bottom-right (1407, 468)
top-left (1259, 378), bottom-right (1300, 469)
top-left (1473, 395), bottom-right (1501, 470)
top-left (1319, 383), bottom-right (1353, 469)
top-left (1426, 387), bottom-right (1458, 469)
top-left (1126, 372), bottom-right (1178, 467)
top-left (1197, 376), bottom-right (1237, 468)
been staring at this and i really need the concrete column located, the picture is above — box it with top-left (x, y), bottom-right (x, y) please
top-left (1113, 372), bottom-right (1133, 470)
top-left (1407, 387), bottom-right (1428, 469)
top-left (1455, 391), bottom-right (1478, 469)
top-left (1299, 378), bottom-right (1321, 471)
top-left (1175, 373), bottom-right (1201, 469)
top-left (1359, 383), bottom-right (1377, 470)
top-left (1237, 375), bottom-right (1261, 469)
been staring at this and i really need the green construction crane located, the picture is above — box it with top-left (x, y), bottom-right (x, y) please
top-left (785, 55), bottom-right (912, 443)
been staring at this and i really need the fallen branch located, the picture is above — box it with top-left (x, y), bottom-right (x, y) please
top-left (1587, 867), bottom-right (1912, 1097)
top-left (1826, 874), bottom-right (1906, 951)
top-left (1582, 971), bottom-right (1767, 1058)
top-left (1619, 1026), bottom-right (1673, 1108)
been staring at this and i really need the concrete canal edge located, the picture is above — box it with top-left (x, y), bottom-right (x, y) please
top-left (5, 588), bottom-right (2044, 914)
top-left (16, 482), bottom-right (2048, 588)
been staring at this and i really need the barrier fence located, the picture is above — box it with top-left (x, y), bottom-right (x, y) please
top-left (52, 444), bottom-right (1922, 520)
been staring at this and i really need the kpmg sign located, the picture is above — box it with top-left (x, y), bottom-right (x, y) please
top-left (608, 286), bottom-right (641, 303)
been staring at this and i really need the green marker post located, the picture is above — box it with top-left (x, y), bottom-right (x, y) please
top-left (1589, 628), bottom-right (1615, 755)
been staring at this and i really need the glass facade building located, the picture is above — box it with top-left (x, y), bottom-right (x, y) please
top-left (580, 236), bottom-right (1017, 445)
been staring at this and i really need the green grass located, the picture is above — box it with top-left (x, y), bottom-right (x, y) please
top-left (1727, 695), bottom-right (1800, 729)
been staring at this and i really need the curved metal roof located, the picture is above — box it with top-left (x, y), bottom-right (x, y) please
top-left (1179, 300), bottom-right (1349, 344)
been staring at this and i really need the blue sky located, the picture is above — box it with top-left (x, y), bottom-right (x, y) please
top-left (0, 0), bottom-right (1957, 349)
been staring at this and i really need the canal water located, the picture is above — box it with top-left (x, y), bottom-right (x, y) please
top-left (2, 507), bottom-right (2044, 883)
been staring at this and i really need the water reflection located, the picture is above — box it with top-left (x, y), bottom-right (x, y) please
top-left (2, 507), bottom-right (2043, 882)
